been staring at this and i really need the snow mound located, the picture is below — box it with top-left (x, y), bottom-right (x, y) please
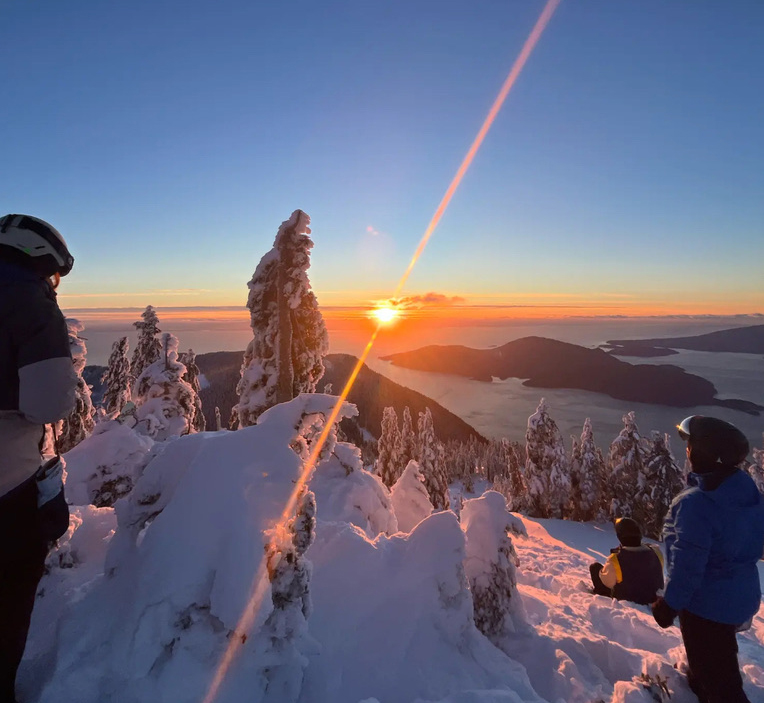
top-left (390, 459), bottom-right (433, 532)
top-left (303, 511), bottom-right (543, 703)
top-left (63, 420), bottom-right (154, 506)
top-left (310, 440), bottom-right (398, 537)
top-left (34, 393), bottom-right (356, 703)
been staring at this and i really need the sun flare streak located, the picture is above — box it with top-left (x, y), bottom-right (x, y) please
top-left (202, 2), bottom-right (562, 700)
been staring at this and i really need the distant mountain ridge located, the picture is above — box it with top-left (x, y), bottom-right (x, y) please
top-left (605, 323), bottom-right (764, 357)
top-left (381, 336), bottom-right (762, 415)
top-left (194, 351), bottom-right (486, 443)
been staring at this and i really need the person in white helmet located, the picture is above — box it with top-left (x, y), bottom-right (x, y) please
top-left (0, 214), bottom-right (77, 703)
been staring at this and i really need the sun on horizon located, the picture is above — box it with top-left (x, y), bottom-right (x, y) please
top-left (370, 305), bottom-right (400, 324)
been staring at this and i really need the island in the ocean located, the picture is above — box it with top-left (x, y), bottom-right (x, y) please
top-left (604, 323), bottom-right (764, 357)
top-left (381, 336), bottom-right (762, 415)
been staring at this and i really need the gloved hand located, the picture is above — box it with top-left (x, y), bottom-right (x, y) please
top-left (651, 597), bottom-right (678, 628)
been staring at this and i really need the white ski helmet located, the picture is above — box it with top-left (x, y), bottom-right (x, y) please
top-left (0, 214), bottom-right (74, 276)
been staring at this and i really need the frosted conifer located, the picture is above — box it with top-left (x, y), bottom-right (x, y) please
top-left (524, 399), bottom-right (569, 518)
top-left (58, 319), bottom-right (95, 453)
top-left (376, 406), bottom-right (401, 487)
top-left (571, 418), bottom-right (606, 522)
top-left (639, 431), bottom-right (684, 538)
top-left (133, 333), bottom-right (197, 440)
top-left (261, 488), bottom-right (316, 700)
top-left (390, 460), bottom-right (433, 532)
top-left (417, 408), bottom-right (450, 510)
top-left (234, 210), bottom-right (329, 427)
top-left (397, 406), bottom-right (417, 474)
top-left (130, 305), bottom-right (161, 381)
top-left (462, 491), bottom-right (526, 641)
top-left (102, 337), bottom-right (131, 416)
top-left (179, 349), bottom-right (206, 432)
top-left (607, 411), bottom-right (647, 519)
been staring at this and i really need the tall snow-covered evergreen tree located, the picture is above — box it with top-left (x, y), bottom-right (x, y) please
top-left (234, 210), bottom-right (329, 427)
top-left (397, 406), bottom-right (417, 473)
top-left (133, 333), bottom-right (197, 440)
top-left (131, 305), bottom-right (161, 382)
top-left (58, 318), bottom-right (95, 453)
top-left (570, 418), bottom-right (606, 522)
top-left (376, 406), bottom-right (401, 488)
top-left (607, 411), bottom-right (647, 519)
top-left (524, 399), bottom-right (570, 519)
top-left (639, 431), bottom-right (685, 539)
top-left (179, 348), bottom-right (206, 433)
top-left (102, 336), bottom-right (131, 416)
top-left (417, 407), bottom-right (450, 510)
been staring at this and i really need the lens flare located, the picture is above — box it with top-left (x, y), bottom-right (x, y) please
top-left (202, 2), bottom-right (562, 701)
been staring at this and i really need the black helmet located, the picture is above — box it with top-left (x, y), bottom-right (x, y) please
top-left (677, 415), bottom-right (749, 471)
top-left (615, 517), bottom-right (642, 547)
top-left (0, 214), bottom-right (74, 277)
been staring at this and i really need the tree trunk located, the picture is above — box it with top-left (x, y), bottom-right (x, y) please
top-left (275, 213), bottom-right (298, 404)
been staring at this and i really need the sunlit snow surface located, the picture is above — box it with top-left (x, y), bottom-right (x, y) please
top-left (18, 413), bottom-right (764, 703)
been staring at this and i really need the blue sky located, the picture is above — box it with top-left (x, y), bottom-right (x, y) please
top-left (2, 0), bottom-right (763, 314)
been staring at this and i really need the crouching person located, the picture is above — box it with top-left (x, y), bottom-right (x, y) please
top-left (590, 517), bottom-right (664, 605)
top-left (0, 214), bottom-right (77, 703)
top-left (652, 416), bottom-right (764, 703)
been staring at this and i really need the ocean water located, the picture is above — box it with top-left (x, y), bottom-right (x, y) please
top-left (77, 312), bottom-right (763, 453)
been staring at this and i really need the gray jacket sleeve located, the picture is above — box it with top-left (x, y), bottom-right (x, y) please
top-left (12, 283), bottom-right (77, 424)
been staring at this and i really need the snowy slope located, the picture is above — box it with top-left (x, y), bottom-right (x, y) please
top-left (18, 397), bottom-right (764, 703)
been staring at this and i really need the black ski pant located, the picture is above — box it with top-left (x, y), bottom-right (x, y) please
top-left (679, 609), bottom-right (750, 703)
top-left (589, 562), bottom-right (612, 597)
top-left (0, 477), bottom-right (48, 703)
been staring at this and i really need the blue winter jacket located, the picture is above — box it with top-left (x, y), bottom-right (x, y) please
top-left (663, 468), bottom-right (764, 625)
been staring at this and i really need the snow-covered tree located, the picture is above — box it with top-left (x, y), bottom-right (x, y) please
top-left (524, 399), bottom-right (570, 519)
top-left (462, 491), bottom-right (527, 641)
top-left (607, 411), bottom-right (647, 519)
top-left (376, 406), bottom-right (401, 488)
top-left (639, 432), bottom-right (685, 539)
top-left (491, 439), bottom-right (527, 513)
top-left (390, 460), bottom-right (433, 532)
top-left (747, 435), bottom-right (764, 494)
top-left (130, 305), bottom-right (161, 381)
top-left (570, 418), bottom-right (606, 522)
top-left (133, 333), bottom-right (197, 440)
top-left (417, 407), bottom-right (450, 510)
top-left (397, 406), bottom-right (417, 473)
top-left (261, 486), bottom-right (316, 701)
top-left (178, 349), bottom-right (205, 433)
top-left (102, 336), bottom-right (131, 416)
top-left (234, 210), bottom-right (329, 427)
top-left (58, 319), bottom-right (95, 453)
top-left (214, 406), bottom-right (223, 432)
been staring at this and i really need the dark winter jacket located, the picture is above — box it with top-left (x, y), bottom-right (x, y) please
top-left (601, 544), bottom-right (664, 605)
top-left (663, 468), bottom-right (764, 625)
top-left (0, 260), bottom-right (76, 497)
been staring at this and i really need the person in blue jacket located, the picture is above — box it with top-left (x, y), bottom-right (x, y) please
top-left (652, 415), bottom-right (764, 703)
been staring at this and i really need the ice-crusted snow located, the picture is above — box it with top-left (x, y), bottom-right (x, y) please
top-left (18, 394), bottom-right (764, 703)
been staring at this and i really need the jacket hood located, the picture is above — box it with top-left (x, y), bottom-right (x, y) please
top-left (689, 468), bottom-right (762, 510)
